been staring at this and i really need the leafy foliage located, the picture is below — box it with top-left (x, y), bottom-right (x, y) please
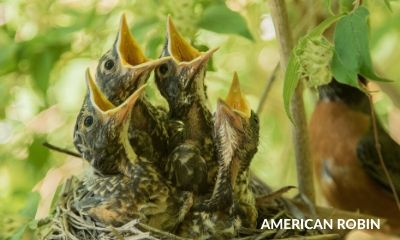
top-left (198, 3), bottom-right (253, 40)
top-left (283, 14), bottom-right (344, 121)
top-left (332, 6), bottom-right (390, 88)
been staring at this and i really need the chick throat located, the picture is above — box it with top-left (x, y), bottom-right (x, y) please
top-left (217, 117), bottom-right (240, 188)
top-left (119, 118), bottom-right (139, 175)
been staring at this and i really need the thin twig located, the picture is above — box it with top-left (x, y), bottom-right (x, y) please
top-left (137, 223), bottom-right (190, 240)
top-left (43, 141), bottom-right (82, 158)
top-left (256, 63), bottom-right (280, 115)
top-left (256, 185), bottom-right (296, 205)
top-left (366, 91), bottom-right (400, 211)
top-left (268, 0), bottom-right (315, 203)
top-left (277, 233), bottom-right (340, 240)
top-left (290, 197), bottom-right (386, 224)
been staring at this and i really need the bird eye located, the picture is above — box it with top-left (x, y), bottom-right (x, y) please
top-left (158, 63), bottom-right (169, 76)
top-left (104, 59), bottom-right (115, 71)
top-left (84, 116), bottom-right (94, 127)
top-left (254, 116), bottom-right (259, 124)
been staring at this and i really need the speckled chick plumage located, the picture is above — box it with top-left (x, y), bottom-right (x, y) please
top-left (154, 17), bottom-right (219, 193)
top-left (177, 73), bottom-right (259, 239)
top-left (81, 14), bottom-right (170, 165)
top-left (212, 73), bottom-right (260, 229)
top-left (73, 71), bottom-right (192, 231)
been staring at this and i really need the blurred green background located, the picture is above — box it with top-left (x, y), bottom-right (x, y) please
top-left (0, 0), bottom-right (399, 239)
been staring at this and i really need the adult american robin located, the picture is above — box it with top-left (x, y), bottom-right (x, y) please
top-left (87, 14), bottom-right (170, 162)
top-left (73, 70), bottom-right (193, 231)
top-left (154, 16), bottom-right (218, 193)
top-left (309, 77), bottom-right (400, 228)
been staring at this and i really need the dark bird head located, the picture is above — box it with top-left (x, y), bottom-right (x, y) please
top-left (214, 73), bottom-right (260, 188)
top-left (154, 16), bottom-right (218, 112)
top-left (95, 14), bottom-right (168, 105)
top-left (318, 77), bottom-right (369, 113)
top-left (73, 69), bottom-right (146, 175)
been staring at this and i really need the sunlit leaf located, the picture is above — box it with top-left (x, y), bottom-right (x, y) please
top-left (10, 193), bottom-right (40, 240)
top-left (198, 3), bottom-right (253, 40)
top-left (339, 0), bottom-right (354, 13)
top-left (145, 36), bottom-right (164, 59)
top-left (283, 52), bottom-right (300, 123)
top-left (283, 14), bottom-right (344, 121)
top-left (19, 192), bottom-right (40, 218)
top-left (28, 41), bottom-right (70, 100)
top-left (28, 135), bottom-right (50, 172)
top-left (332, 6), bottom-right (390, 88)
top-left (384, 0), bottom-right (393, 11)
top-left (10, 224), bottom-right (27, 240)
top-left (0, 44), bottom-right (18, 75)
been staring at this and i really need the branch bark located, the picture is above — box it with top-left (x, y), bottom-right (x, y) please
top-left (268, 0), bottom-right (315, 203)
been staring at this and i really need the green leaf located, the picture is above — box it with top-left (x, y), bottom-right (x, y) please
top-left (28, 41), bottom-right (70, 100)
top-left (10, 224), bottom-right (27, 240)
top-left (10, 193), bottom-right (40, 240)
top-left (384, 0), bottom-right (393, 11)
top-left (198, 4), bottom-right (253, 40)
top-left (283, 52), bottom-right (300, 122)
top-left (145, 36), bottom-right (164, 59)
top-left (339, 0), bottom-right (354, 13)
top-left (19, 192), bottom-right (40, 219)
top-left (27, 135), bottom-right (50, 171)
top-left (331, 6), bottom-right (390, 88)
top-left (0, 43), bottom-right (18, 76)
top-left (283, 14), bottom-right (344, 121)
top-left (307, 14), bottom-right (345, 38)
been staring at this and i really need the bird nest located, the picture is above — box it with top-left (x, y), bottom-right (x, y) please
top-left (35, 176), bottom-right (340, 240)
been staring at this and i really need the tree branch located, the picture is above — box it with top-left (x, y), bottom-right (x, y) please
top-left (43, 142), bottom-right (82, 158)
top-left (256, 63), bottom-right (280, 115)
top-left (268, 0), bottom-right (315, 202)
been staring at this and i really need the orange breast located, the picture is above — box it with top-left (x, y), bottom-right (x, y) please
top-left (309, 101), bottom-right (400, 227)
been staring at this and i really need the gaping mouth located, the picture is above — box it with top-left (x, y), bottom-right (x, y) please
top-left (86, 68), bottom-right (147, 124)
top-left (224, 72), bottom-right (251, 118)
top-left (166, 16), bottom-right (218, 68)
top-left (117, 14), bottom-right (148, 67)
top-left (116, 14), bottom-right (172, 91)
top-left (167, 16), bottom-right (200, 62)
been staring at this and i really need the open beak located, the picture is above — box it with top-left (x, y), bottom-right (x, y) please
top-left (225, 72), bottom-right (251, 119)
top-left (167, 16), bottom-right (200, 62)
top-left (86, 68), bottom-right (115, 112)
top-left (116, 14), bottom-right (148, 67)
top-left (166, 16), bottom-right (219, 65)
top-left (109, 84), bottom-right (147, 124)
top-left (132, 56), bottom-right (171, 75)
top-left (189, 47), bottom-right (219, 72)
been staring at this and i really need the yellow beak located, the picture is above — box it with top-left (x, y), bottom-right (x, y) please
top-left (225, 72), bottom-right (251, 118)
top-left (117, 14), bottom-right (148, 66)
top-left (86, 68), bottom-right (115, 112)
top-left (167, 16), bottom-right (201, 62)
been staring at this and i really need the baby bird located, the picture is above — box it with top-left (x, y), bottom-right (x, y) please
top-left (92, 14), bottom-right (170, 163)
top-left (154, 16), bottom-right (219, 193)
top-left (177, 73), bottom-right (260, 239)
top-left (213, 73), bottom-right (260, 228)
top-left (73, 70), bottom-right (192, 231)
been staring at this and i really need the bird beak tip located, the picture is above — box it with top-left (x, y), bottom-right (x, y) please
top-left (225, 73), bottom-right (251, 119)
top-left (116, 15), bottom-right (147, 67)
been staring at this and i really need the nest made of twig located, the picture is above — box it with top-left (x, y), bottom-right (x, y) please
top-left (36, 176), bottom-right (339, 240)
